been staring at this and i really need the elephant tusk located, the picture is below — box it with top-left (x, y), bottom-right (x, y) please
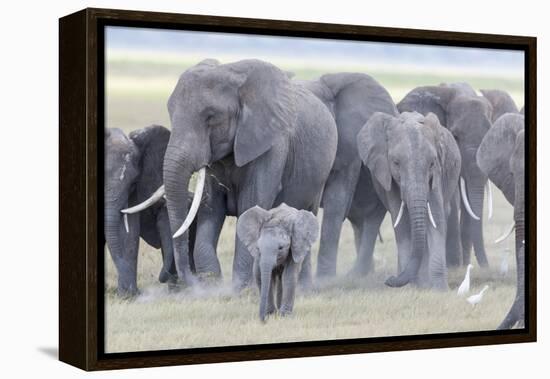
top-left (494, 222), bottom-right (515, 244)
top-left (427, 202), bottom-right (437, 229)
top-left (486, 181), bottom-right (493, 220)
top-left (460, 177), bottom-right (480, 220)
top-left (378, 231), bottom-right (384, 243)
top-left (121, 185), bottom-right (165, 214)
top-left (173, 167), bottom-right (206, 239)
top-left (393, 201), bottom-right (405, 228)
top-left (123, 213), bottom-right (129, 234)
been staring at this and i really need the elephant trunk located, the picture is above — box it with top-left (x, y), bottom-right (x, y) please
top-left (499, 185), bottom-right (525, 329)
top-left (258, 258), bottom-right (275, 322)
top-left (464, 177), bottom-right (489, 267)
top-left (163, 144), bottom-right (197, 286)
top-left (386, 196), bottom-right (428, 288)
top-left (104, 197), bottom-right (138, 297)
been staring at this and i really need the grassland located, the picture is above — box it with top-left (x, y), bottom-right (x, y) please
top-left (104, 50), bottom-right (522, 353)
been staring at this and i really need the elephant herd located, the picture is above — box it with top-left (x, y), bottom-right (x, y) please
top-left (105, 58), bottom-right (525, 328)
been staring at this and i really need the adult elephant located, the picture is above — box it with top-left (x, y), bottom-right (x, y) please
top-left (299, 73), bottom-right (398, 278)
top-left (105, 125), bottom-right (191, 297)
top-left (476, 113), bottom-right (525, 329)
top-left (357, 112), bottom-right (461, 289)
top-left (131, 59), bottom-right (338, 289)
top-left (398, 84), bottom-right (493, 268)
top-left (480, 89), bottom-right (519, 122)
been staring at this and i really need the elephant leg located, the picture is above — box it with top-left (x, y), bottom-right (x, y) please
top-left (317, 162), bottom-right (361, 278)
top-left (253, 259), bottom-right (261, 291)
top-left (446, 193), bottom-right (463, 267)
top-left (276, 272), bottom-right (283, 310)
top-left (156, 208), bottom-right (178, 285)
top-left (350, 202), bottom-right (386, 276)
top-left (280, 260), bottom-right (300, 316)
top-left (352, 222), bottom-right (362, 255)
top-left (193, 187), bottom-right (227, 281)
top-left (297, 251), bottom-right (313, 290)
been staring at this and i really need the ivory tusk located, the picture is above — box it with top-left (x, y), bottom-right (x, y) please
top-left (494, 222), bottom-right (515, 244)
top-left (427, 202), bottom-right (437, 229)
top-left (121, 185), bottom-right (165, 214)
top-left (460, 177), bottom-right (480, 220)
top-left (393, 201), bottom-right (405, 228)
top-left (123, 213), bottom-right (129, 234)
top-left (486, 181), bottom-right (493, 220)
top-left (173, 167), bottom-right (206, 239)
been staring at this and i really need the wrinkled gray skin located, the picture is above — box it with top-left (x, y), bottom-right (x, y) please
top-left (480, 89), bottom-right (519, 122)
top-left (398, 83), bottom-right (493, 268)
top-left (237, 204), bottom-right (319, 321)
top-left (299, 73), bottom-right (398, 278)
top-left (357, 112), bottom-right (461, 289)
top-left (164, 59), bottom-right (337, 289)
top-left (105, 126), bottom-right (193, 297)
top-left (477, 113), bottom-right (525, 329)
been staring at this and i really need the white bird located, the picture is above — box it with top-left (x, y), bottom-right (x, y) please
top-left (500, 248), bottom-right (511, 276)
top-left (457, 264), bottom-right (473, 296)
top-left (467, 285), bottom-right (489, 306)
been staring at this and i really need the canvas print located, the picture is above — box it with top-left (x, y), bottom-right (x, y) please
top-left (103, 26), bottom-right (525, 353)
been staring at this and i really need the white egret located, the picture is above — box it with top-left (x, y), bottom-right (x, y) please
top-left (457, 264), bottom-right (473, 296)
top-left (467, 285), bottom-right (489, 306)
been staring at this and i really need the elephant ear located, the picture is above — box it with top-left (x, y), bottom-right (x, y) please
top-left (423, 113), bottom-right (461, 194)
top-left (477, 113), bottom-right (524, 202)
top-left (228, 60), bottom-right (296, 167)
top-left (129, 125), bottom-right (171, 202)
top-left (290, 210), bottom-right (319, 263)
top-left (397, 86), bottom-right (457, 127)
top-left (357, 112), bottom-right (393, 192)
top-left (236, 206), bottom-right (271, 258)
top-left (480, 89), bottom-right (518, 122)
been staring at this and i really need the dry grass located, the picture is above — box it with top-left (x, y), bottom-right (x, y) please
top-left (105, 195), bottom-right (516, 353)
top-left (104, 50), bottom-right (520, 353)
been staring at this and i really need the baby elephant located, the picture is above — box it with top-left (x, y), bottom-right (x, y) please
top-left (237, 203), bottom-right (319, 322)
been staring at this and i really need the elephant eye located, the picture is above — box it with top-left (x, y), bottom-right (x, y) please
top-left (392, 160), bottom-right (399, 167)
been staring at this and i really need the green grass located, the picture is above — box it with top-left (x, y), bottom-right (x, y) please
top-left (104, 51), bottom-right (521, 353)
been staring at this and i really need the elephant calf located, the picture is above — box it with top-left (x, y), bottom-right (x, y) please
top-left (237, 203), bottom-right (319, 322)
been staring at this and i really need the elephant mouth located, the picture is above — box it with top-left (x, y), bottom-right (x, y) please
top-left (393, 200), bottom-right (437, 229)
top-left (121, 167), bottom-right (207, 239)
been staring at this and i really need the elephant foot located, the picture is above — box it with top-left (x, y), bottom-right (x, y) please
top-left (196, 271), bottom-right (222, 287)
top-left (232, 278), bottom-right (253, 294)
top-left (117, 287), bottom-right (140, 300)
top-left (158, 269), bottom-right (178, 284)
top-left (279, 306), bottom-right (293, 317)
top-left (167, 281), bottom-right (182, 293)
top-left (430, 280), bottom-right (449, 291)
top-left (384, 275), bottom-right (410, 288)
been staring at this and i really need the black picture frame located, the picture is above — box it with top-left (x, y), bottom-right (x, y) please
top-left (59, 7), bottom-right (537, 371)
